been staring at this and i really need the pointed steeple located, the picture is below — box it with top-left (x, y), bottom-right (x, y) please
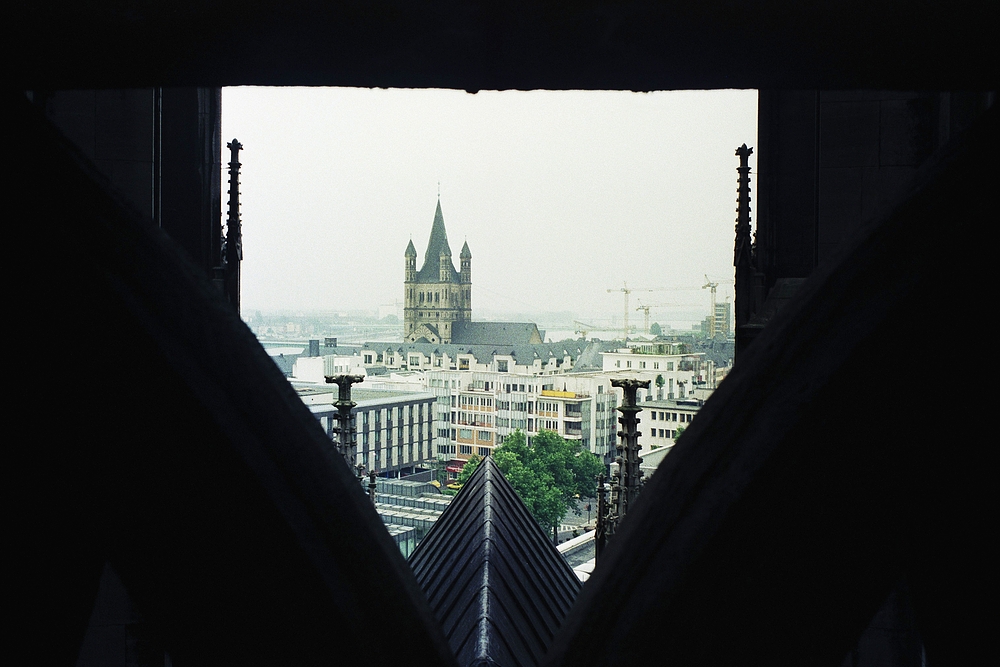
top-left (405, 238), bottom-right (416, 257)
top-left (417, 199), bottom-right (458, 282)
top-left (460, 240), bottom-right (472, 259)
top-left (425, 200), bottom-right (452, 258)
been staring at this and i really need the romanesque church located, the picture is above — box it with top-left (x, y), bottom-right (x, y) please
top-left (404, 200), bottom-right (543, 346)
top-left (404, 199), bottom-right (472, 343)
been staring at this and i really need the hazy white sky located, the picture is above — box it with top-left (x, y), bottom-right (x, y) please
top-left (223, 87), bottom-right (757, 325)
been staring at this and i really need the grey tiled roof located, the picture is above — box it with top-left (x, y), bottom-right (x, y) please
top-left (568, 340), bottom-right (614, 372)
top-left (409, 457), bottom-right (581, 667)
top-left (451, 320), bottom-right (542, 345)
top-left (361, 338), bottom-right (607, 367)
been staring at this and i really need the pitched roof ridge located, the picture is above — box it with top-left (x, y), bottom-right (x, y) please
top-left (409, 457), bottom-right (580, 666)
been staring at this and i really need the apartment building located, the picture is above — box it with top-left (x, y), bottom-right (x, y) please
top-left (642, 398), bottom-right (703, 451)
top-left (426, 370), bottom-right (621, 467)
top-left (359, 338), bottom-right (612, 375)
top-left (601, 345), bottom-right (712, 398)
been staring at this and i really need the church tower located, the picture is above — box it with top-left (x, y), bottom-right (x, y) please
top-left (403, 199), bottom-right (471, 343)
top-left (460, 240), bottom-right (472, 316)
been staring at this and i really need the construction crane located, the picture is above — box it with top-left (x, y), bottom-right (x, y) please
top-left (573, 320), bottom-right (599, 338)
top-left (635, 301), bottom-right (687, 335)
top-left (636, 304), bottom-right (652, 335)
top-left (607, 283), bottom-right (662, 341)
top-left (702, 275), bottom-right (719, 337)
top-left (700, 276), bottom-right (736, 337)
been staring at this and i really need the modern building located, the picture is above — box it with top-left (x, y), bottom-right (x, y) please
top-left (427, 369), bottom-right (624, 468)
top-left (702, 301), bottom-right (732, 336)
top-left (601, 346), bottom-right (710, 398)
top-left (301, 386), bottom-right (439, 478)
top-left (373, 477), bottom-right (452, 557)
top-left (642, 398), bottom-right (702, 451)
top-left (291, 352), bottom-right (367, 383)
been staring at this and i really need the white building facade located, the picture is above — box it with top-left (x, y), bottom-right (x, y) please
top-left (601, 347), bottom-right (713, 399)
top-left (425, 370), bottom-right (622, 467)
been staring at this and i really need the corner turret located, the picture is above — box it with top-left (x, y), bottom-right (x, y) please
top-left (460, 240), bottom-right (472, 285)
top-left (405, 239), bottom-right (417, 283)
top-left (439, 243), bottom-right (452, 282)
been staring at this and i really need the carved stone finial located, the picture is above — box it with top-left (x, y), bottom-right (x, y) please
top-left (611, 378), bottom-right (650, 518)
top-left (324, 374), bottom-right (365, 467)
top-left (610, 378), bottom-right (651, 408)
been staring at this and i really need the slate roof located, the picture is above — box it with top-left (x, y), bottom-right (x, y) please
top-left (409, 457), bottom-right (581, 667)
top-left (451, 321), bottom-right (543, 345)
top-left (361, 339), bottom-right (602, 367)
top-left (416, 199), bottom-right (461, 283)
top-left (411, 322), bottom-right (440, 341)
top-left (567, 340), bottom-right (612, 372)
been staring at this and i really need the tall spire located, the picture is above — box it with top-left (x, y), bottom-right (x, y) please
top-left (734, 143), bottom-right (754, 341)
top-left (417, 199), bottom-right (457, 282)
top-left (223, 138), bottom-right (243, 311)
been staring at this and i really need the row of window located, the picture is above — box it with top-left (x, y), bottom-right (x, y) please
top-left (496, 417), bottom-right (530, 429)
top-left (454, 428), bottom-right (494, 443)
top-left (650, 429), bottom-right (680, 439)
top-left (453, 444), bottom-right (494, 457)
top-left (454, 411), bottom-right (493, 427)
top-left (614, 359), bottom-right (675, 370)
top-left (412, 288), bottom-right (465, 305)
top-left (356, 440), bottom-right (433, 471)
top-left (537, 400), bottom-right (560, 415)
top-left (357, 403), bottom-right (429, 427)
top-left (650, 411), bottom-right (693, 423)
top-left (456, 395), bottom-right (494, 408)
top-left (430, 378), bottom-right (545, 393)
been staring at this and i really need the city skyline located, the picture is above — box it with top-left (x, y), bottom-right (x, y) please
top-left (222, 87), bottom-right (757, 326)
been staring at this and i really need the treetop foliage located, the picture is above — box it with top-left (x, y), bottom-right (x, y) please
top-left (456, 454), bottom-right (481, 487)
top-left (457, 429), bottom-right (604, 533)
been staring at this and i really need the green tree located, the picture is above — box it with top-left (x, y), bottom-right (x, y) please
top-left (456, 454), bottom-right (481, 486)
top-left (430, 455), bottom-right (450, 484)
top-left (650, 322), bottom-right (662, 336)
top-left (458, 430), bottom-right (604, 541)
